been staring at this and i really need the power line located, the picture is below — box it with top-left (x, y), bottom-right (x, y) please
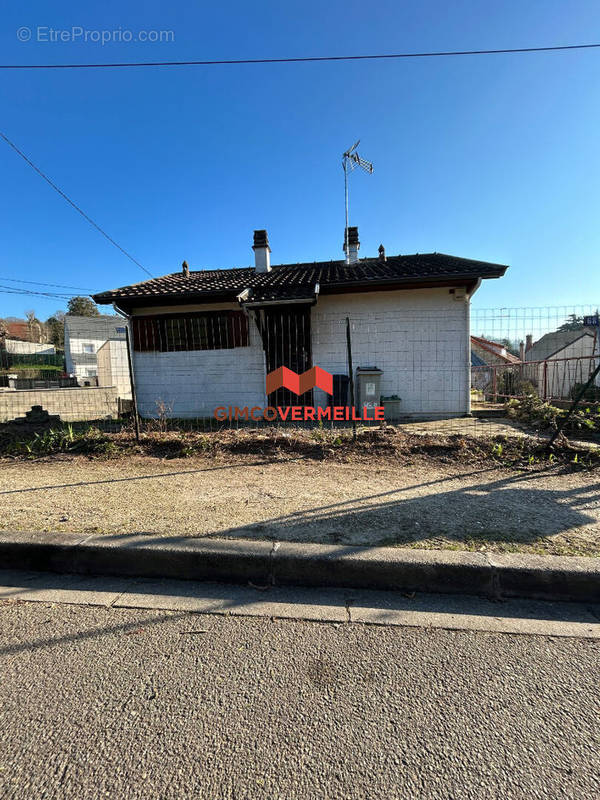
top-left (0, 131), bottom-right (153, 278)
top-left (0, 286), bottom-right (76, 300)
top-left (0, 42), bottom-right (599, 70)
top-left (0, 276), bottom-right (94, 291)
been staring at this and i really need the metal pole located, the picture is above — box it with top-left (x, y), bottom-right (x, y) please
top-left (344, 159), bottom-right (349, 264)
top-left (124, 325), bottom-right (141, 443)
top-left (346, 316), bottom-right (356, 441)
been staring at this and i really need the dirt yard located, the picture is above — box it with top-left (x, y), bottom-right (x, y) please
top-left (1, 448), bottom-right (598, 556)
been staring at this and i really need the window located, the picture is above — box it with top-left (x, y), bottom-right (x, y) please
top-left (132, 311), bottom-right (249, 353)
top-left (82, 343), bottom-right (95, 354)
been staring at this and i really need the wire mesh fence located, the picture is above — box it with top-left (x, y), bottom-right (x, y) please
top-left (1, 304), bottom-right (599, 443)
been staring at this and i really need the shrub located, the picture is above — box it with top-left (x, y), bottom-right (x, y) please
top-left (506, 395), bottom-right (600, 435)
top-left (2, 424), bottom-right (118, 458)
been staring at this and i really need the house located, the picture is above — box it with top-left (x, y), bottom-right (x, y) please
top-left (92, 228), bottom-right (508, 419)
top-left (524, 326), bottom-right (599, 399)
top-left (64, 315), bottom-right (132, 399)
top-left (471, 336), bottom-right (520, 368)
top-left (0, 320), bottom-right (47, 344)
top-left (470, 336), bottom-right (521, 394)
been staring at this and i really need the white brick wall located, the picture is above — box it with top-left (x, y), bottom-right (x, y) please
top-left (311, 289), bottom-right (470, 415)
top-left (131, 289), bottom-right (470, 418)
top-left (133, 311), bottom-right (266, 418)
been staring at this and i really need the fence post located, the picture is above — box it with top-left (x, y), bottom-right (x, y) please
top-left (492, 367), bottom-right (497, 403)
top-left (125, 324), bottom-right (141, 443)
top-left (345, 317), bottom-right (357, 441)
top-left (543, 360), bottom-right (548, 401)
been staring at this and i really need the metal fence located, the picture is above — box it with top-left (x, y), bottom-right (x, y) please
top-left (1, 304), bottom-right (598, 440)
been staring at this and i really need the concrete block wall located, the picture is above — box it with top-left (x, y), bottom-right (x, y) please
top-left (97, 340), bottom-right (132, 400)
top-left (5, 340), bottom-right (56, 355)
top-left (311, 289), bottom-right (470, 415)
top-left (129, 291), bottom-right (470, 419)
top-left (0, 387), bottom-right (120, 423)
top-left (132, 309), bottom-right (266, 418)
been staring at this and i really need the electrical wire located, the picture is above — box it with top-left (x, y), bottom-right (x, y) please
top-left (0, 131), bottom-right (153, 278)
top-left (0, 276), bottom-right (94, 291)
top-left (0, 284), bottom-right (82, 300)
top-left (0, 42), bottom-right (598, 70)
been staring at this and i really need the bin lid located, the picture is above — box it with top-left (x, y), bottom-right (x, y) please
top-left (356, 366), bottom-right (382, 374)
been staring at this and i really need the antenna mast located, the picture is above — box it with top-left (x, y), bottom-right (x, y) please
top-left (342, 140), bottom-right (373, 263)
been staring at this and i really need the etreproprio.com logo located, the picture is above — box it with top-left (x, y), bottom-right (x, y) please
top-left (16, 26), bottom-right (175, 45)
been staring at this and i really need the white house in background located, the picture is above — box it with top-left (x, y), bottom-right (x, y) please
top-left (524, 326), bottom-right (599, 399)
top-left (4, 339), bottom-right (56, 356)
top-left (92, 228), bottom-right (508, 419)
top-left (64, 315), bottom-right (132, 399)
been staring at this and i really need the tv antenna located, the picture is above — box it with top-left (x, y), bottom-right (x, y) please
top-left (342, 140), bottom-right (373, 262)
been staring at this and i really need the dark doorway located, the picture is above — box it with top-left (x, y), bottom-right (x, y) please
top-left (255, 305), bottom-right (313, 407)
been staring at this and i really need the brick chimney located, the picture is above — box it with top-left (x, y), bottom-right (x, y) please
top-left (182, 260), bottom-right (189, 277)
top-left (525, 334), bottom-right (533, 353)
top-left (253, 229), bottom-right (271, 273)
top-left (344, 226), bottom-right (360, 264)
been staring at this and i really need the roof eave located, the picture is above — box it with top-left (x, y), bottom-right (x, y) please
top-left (92, 268), bottom-right (506, 309)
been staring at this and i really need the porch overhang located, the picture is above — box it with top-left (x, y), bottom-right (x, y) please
top-left (236, 283), bottom-right (319, 310)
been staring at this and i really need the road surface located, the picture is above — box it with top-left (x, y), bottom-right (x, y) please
top-left (1, 594), bottom-right (599, 799)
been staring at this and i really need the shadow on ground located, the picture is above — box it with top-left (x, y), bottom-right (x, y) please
top-left (95, 470), bottom-right (600, 553)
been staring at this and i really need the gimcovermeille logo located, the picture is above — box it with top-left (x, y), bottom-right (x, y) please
top-left (214, 366), bottom-right (384, 422)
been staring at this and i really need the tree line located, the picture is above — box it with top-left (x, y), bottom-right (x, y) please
top-left (0, 296), bottom-right (100, 349)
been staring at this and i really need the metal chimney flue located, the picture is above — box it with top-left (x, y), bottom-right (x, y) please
top-left (344, 226), bottom-right (360, 264)
top-left (253, 229), bottom-right (271, 273)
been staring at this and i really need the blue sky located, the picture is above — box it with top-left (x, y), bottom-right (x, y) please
top-left (0, 0), bottom-right (599, 320)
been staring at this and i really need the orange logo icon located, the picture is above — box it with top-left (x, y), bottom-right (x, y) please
top-left (266, 365), bottom-right (333, 396)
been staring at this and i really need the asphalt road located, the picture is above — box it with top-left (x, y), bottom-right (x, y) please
top-left (0, 602), bottom-right (599, 800)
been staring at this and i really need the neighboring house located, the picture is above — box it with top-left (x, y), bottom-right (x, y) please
top-left (2, 320), bottom-right (46, 343)
top-left (470, 336), bottom-right (521, 393)
top-left (92, 228), bottom-right (508, 419)
top-left (3, 339), bottom-right (56, 356)
top-left (524, 327), bottom-right (599, 398)
top-left (470, 336), bottom-right (520, 367)
top-left (64, 315), bottom-right (132, 399)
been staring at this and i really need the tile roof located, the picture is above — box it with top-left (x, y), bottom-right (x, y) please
top-left (471, 335), bottom-right (521, 364)
top-left (92, 252), bottom-right (508, 307)
top-left (1, 321), bottom-right (30, 340)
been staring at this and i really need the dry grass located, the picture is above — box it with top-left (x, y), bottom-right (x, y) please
top-left (4, 424), bottom-right (593, 471)
top-left (0, 427), bottom-right (598, 557)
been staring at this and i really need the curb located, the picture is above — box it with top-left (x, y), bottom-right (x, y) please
top-left (0, 531), bottom-right (598, 602)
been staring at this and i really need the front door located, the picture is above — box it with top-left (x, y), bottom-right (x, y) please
top-left (258, 306), bottom-right (313, 407)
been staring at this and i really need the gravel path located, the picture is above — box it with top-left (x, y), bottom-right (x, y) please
top-left (0, 456), bottom-right (598, 555)
top-left (0, 602), bottom-right (598, 799)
